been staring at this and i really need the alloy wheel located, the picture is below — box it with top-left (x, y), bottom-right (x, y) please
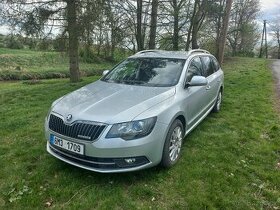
top-left (169, 126), bottom-right (183, 162)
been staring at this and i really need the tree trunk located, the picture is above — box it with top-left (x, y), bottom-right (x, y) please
top-left (110, 27), bottom-right (115, 60)
top-left (106, 1), bottom-right (116, 60)
top-left (217, 0), bottom-right (233, 64)
top-left (136, 0), bottom-right (144, 51)
top-left (67, 0), bottom-right (80, 82)
top-left (142, 2), bottom-right (151, 49)
top-left (173, 0), bottom-right (179, 50)
top-left (97, 24), bottom-right (102, 56)
top-left (148, 0), bottom-right (158, 49)
top-left (277, 31), bottom-right (280, 59)
top-left (278, 44), bottom-right (280, 59)
top-left (191, 21), bottom-right (199, 49)
top-left (185, 1), bottom-right (198, 50)
top-left (215, 0), bottom-right (225, 57)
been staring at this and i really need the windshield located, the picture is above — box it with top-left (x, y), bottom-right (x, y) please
top-left (102, 58), bottom-right (186, 87)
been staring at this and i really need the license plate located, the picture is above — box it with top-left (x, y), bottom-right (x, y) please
top-left (50, 134), bottom-right (84, 155)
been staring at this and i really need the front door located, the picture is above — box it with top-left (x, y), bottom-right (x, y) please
top-left (182, 57), bottom-right (209, 130)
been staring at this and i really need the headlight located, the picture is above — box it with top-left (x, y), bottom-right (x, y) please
top-left (106, 117), bottom-right (157, 140)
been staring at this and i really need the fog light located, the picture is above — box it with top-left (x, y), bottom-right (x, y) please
top-left (113, 156), bottom-right (150, 168)
top-left (124, 158), bottom-right (136, 164)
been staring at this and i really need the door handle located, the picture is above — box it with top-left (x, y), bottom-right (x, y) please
top-left (206, 85), bottom-right (211, 90)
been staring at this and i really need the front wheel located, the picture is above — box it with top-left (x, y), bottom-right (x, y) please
top-left (212, 90), bottom-right (222, 113)
top-left (161, 119), bottom-right (184, 168)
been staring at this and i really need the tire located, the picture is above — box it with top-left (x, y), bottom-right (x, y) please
top-left (161, 119), bottom-right (184, 168)
top-left (212, 89), bottom-right (222, 113)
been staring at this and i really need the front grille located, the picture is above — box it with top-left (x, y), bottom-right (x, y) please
top-left (48, 114), bottom-right (106, 141)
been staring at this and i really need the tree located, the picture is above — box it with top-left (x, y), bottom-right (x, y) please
top-left (148, 0), bottom-right (158, 49)
top-left (2, 0), bottom-right (84, 82)
top-left (136, 0), bottom-right (144, 51)
top-left (79, 0), bottom-right (104, 59)
top-left (207, 0), bottom-right (226, 55)
top-left (0, 0), bottom-right (257, 77)
top-left (185, 0), bottom-right (208, 50)
top-left (170, 0), bottom-right (186, 50)
top-left (191, 0), bottom-right (208, 49)
top-left (217, 0), bottom-right (233, 63)
top-left (270, 21), bottom-right (280, 59)
top-left (227, 0), bottom-right (260, 56)
top-left (67, 0), bottom-right (80, 82)
top-left (157, 0), bottom-right (189, 50)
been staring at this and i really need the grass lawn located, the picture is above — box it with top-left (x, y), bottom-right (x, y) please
top-left (0, 57), bottom-right (279, 209)
top-left (0, 48), bottom-right (114, 80)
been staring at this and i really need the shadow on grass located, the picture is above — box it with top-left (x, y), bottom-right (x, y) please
top-left (48, 157), bottom-right (170, 186)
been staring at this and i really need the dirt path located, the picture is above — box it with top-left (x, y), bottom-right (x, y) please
top-left (271, 59), bottom-right (280, 98)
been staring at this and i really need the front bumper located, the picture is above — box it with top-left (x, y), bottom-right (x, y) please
top-left (45, 121), bottom-right (168, 173)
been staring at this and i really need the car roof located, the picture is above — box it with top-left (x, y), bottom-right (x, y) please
top-left (129, 49), bottom-right (211, 59)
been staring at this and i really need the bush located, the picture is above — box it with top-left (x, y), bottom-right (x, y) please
top-left (79, 47), bottom-right (99, 63)
top-left (236, 51), bottom-right (255, 58)
top-left (53, 36), bottom-right (68, 52)
top-left (0, 69), bottom-right (103, 81)
top-left (37, 40), bottom-right (52, 51)
top-left (5, 36), bottom-right (24, 49)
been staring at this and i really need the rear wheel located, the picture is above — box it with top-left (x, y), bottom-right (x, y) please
top-left (212, 89), bottom-right (222, 113)
top-left (161, 119), bottom-right (184, 168)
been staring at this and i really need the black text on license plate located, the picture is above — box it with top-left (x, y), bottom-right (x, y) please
top-left (50, 134), bottom-right (84, 155)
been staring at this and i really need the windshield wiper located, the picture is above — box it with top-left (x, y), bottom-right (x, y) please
top-left (104, 79), bottom-right (146, 85)
top-left (103, 79), bottom-right (115, 83)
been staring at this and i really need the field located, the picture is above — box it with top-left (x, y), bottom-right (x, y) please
top-left (0, 57), bottom-right (279, 209)
top-left (0, 48), bottom-right (114, 80)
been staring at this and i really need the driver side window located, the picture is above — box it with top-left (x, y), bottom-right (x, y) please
top-left (186, 57), bottom-right (203, 82)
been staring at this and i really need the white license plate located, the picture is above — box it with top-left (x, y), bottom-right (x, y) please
top-left (50, 134), bottom-right (84, 155)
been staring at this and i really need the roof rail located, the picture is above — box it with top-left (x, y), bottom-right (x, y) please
top-left (187, 49), bottom-right (210, 56)
top-left (135, 50), bottom-right (162, 54)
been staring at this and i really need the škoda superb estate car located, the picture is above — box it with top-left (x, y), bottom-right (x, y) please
top-left (45, 49), bottom-right (224, 173)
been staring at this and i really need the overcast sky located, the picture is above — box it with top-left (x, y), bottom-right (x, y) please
top-left (0, 1), bottom-right (279, 36)
top-left (259, 0), bottom-right (280, 21)
top-left (258, 0), bottom-right (280, 42)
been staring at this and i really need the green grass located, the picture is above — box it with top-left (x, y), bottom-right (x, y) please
top-left (0, 48), bottom-right (114, 80)
top-left (0, 57), bottom-right (279, 209)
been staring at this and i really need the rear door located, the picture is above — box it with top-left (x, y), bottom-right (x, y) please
top-left (200, 56), bottom-right (220, 107)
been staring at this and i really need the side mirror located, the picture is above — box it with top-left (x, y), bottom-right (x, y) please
top-left (102, 70), bottom-right (110, 76)
top-left (185, 76), bottom-right (208, 88)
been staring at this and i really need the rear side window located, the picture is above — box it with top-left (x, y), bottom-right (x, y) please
top-left (186, 57), bottom-right (203, 82)
top-left (201, 56), bottom-right (215, 77)
top-left (211, 57), bottom-right (220, 71)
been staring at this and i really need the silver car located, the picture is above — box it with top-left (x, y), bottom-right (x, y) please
top-left (45, 49), bottom-right (224, 173)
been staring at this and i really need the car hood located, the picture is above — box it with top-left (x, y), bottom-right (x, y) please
top-left (52, 80), bottom-right (175, 124)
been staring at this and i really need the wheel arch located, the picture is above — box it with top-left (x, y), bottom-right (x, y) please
top-left (164, 112), bottom-right (187, 138)
top-left (175, 115), bottom-right (186, 133)
top-left (220, 85), bottom-right (224, 93)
